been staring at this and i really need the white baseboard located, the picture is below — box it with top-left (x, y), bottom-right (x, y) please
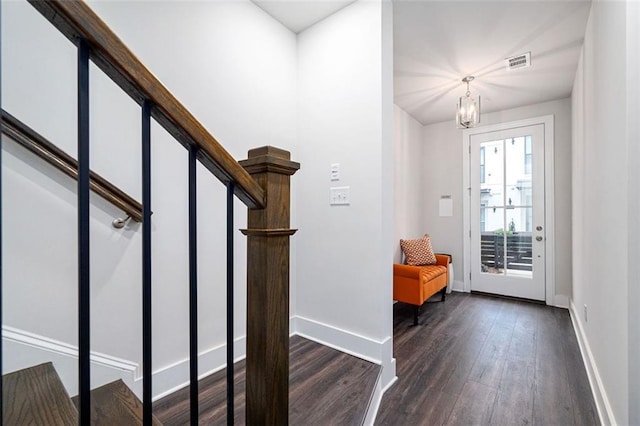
top-left (363, 368), bottom-right (382, 426)
top-left (365, 373), bottom-right (397, 425)
top-left (2, 325), bottom-right (247, 402)
top-left (292, 315), bottom-right (397, 423)
top-left (2, 325), bottom-right (139, 397)
top-left (293, 315), bottom-right (387, 365)
top-left (569, 302), bottom-right (616, 425)
top-left (5, 320), bottom-right (397, 420)
top-left (554, 294), bottom-right (569, 309)
top-left (451, 279), bottom-right (465, 292)
top-left (149, 336), bottom-right (246, 401)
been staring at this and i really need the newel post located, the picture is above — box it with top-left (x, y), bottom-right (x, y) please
top-left (239, 146), bottom-right (299, 425)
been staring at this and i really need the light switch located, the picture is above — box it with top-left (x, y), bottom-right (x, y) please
top-left (330, 186), bottom-right (350, 205)
top-left (330, 163), bottom-right (340, 181)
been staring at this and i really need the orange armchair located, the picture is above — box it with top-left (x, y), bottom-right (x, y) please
top-left (393, 254), bottom-right (450, 325)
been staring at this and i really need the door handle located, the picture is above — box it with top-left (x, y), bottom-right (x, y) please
top-left (536, 236), bottom-right (543, 242)
top-left (536, 226), bottom-right (543, 231)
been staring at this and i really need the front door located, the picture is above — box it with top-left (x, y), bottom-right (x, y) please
top-left (469, 124), bottom-right (545, 300)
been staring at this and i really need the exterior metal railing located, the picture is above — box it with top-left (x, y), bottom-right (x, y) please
top-left (480, 232), bottom-right (533, 272)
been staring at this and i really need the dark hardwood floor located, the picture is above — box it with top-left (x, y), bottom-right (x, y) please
top-left (376, 292), bottom-right (599, 426)
top-left (153, 335), bottom-right (380, 425)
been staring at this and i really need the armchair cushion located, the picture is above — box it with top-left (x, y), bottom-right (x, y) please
top-left (400, 235), bottom-right (437, 266)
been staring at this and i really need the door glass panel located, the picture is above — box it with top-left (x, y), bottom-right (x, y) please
top-left (479, 136), bottom-right (535, 278)
top-left (505, 208), bottom-right (533, 277)
top-left (480, 140), bottom-right (504, 207)
top-left (480, 207), bottom-right (505, 275)
top-left (505, 136), bottom-right (532, 207)
top-left (480, 139), bottom-right (505, 276)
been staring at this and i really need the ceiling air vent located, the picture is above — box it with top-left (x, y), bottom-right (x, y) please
top-left (506, 52), bottom-right (531, 71)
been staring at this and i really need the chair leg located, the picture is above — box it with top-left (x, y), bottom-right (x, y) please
top-left (441, 287), bottom-right (447, 302)
top-left (413, 305), bottom-right (420, 326)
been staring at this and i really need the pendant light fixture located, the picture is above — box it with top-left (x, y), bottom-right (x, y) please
top-left (456, 76), bottom-right (481, 129)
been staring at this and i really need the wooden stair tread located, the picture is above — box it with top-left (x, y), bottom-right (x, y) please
top-left (72, 379), bottom-right (162, 425)
top-left (2, 362), bottom-right (79, 425)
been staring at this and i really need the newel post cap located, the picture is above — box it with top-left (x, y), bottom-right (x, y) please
top-left (239, 145), bottom-right (300, 176)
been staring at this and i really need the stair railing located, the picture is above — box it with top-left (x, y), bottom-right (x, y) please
top-left (1, 109), bottom-right (143, 226)
top-left (0, 1), bottom-right (4, 419)
top-left (1, 1), bottom-right (299, 425)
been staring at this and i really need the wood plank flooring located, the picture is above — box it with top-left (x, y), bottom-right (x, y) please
top-left (376, 292), bottom-right (599, 426)
top-left (153, 335), bottom-right (380, 425)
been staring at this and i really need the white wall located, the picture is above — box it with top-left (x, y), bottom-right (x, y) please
top-left (295, 0), bottom-right (396, 389)
top-left (571, 1), bottom-right (637, 423)
top-left (626, 2), bottom-right (640, 423)
top-left (421, 98), bottom-right (572, 297)
top-left (393, 105), bottom-right (424, 263)
top-left (3, 0), bottom-right (399, 408)
top-left (2, 0), bottom-right (297, 398)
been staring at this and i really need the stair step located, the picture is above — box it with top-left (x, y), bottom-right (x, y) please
top-left (2, 362), bottom-right (79, 425)
top-left (72, 379), bottom-right (162, 425)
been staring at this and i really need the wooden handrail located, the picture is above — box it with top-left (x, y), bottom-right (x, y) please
top-left (1, 109), bottom-right (143, 222)
top-left (28, 0), bottom-right (265, 210)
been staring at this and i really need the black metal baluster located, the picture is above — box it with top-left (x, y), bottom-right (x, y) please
top-left (0, 1), bottom-right (3, 421)
top-left (226, 182), bottom-right (234, 426)
top-left (188, 145), bottom-right (198, 425)
top-left (77, 38), bottom-right (91, 426)
top-left (142, 100), bottom-right (152, 426)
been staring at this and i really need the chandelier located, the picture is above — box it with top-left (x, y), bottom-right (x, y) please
top-left (456, 76), bottom-right (481, 128)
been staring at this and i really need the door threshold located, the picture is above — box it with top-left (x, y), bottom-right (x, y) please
top-left (470, 290), bottom-right (546, 305)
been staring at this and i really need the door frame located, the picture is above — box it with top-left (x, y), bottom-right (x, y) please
top-left (462, 115), bottom-right (556, 306)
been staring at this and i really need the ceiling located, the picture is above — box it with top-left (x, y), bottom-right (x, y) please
top-left (252, 0), bottom-right (357, 33)
top-left (253, 0), bottom-right (592, 126)
top-left (394, 1), bottom-right (592, 125)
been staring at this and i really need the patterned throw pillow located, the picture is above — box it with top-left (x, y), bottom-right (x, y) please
top-left (400, 235), bottom-right (437, 266)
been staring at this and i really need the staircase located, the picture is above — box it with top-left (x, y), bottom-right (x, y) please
top-left (3, 339), bottom-right (381, 425)
top-left (2, 363), bottom-right (77, 425)
top-left (3, 363), bottom-right (161, 425)
top-left (71, 380), bottom-right (162, 425)
top-left (2, 0), bottom-right (298, 424)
